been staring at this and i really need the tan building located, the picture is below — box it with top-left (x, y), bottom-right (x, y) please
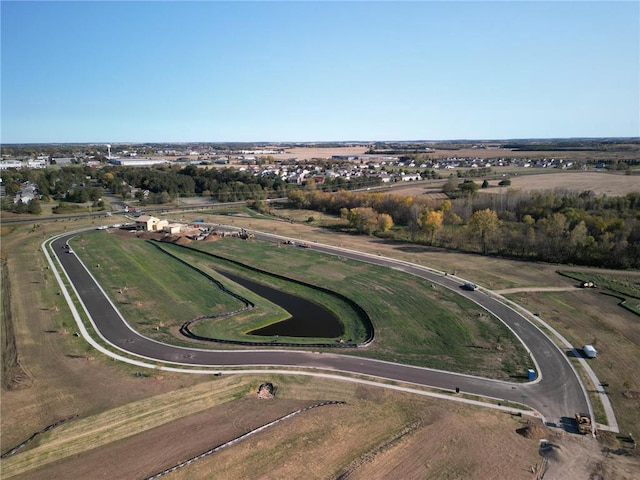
top-left (163, 223), bottom-right (183, 234)
top-left (135, 215), bottom-right (169, 232)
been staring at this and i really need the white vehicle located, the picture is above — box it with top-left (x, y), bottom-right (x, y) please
top-left (583, 344), bottom-right (597, 358)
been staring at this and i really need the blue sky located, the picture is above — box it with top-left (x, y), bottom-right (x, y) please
top-left (1, 1), bottom-right (638, 143)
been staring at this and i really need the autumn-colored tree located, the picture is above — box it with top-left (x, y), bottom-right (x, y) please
top-left (440, 199), bottom-right (452, 213)
top-left (287, 189), bottom-right (307, 208)
top-left (537, 212), bottom-right (569, 261)
top-left (347, 207), bottom-right (378, 234)
top-left (467, 208), bottom-right (500, 255)
top-left (419, 208), bottom-right (444, 245)
top-left (377, 213), bottom-right (394, 233)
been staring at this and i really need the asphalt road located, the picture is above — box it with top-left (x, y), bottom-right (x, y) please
top-left (51, 230), bottom-right (589, 427)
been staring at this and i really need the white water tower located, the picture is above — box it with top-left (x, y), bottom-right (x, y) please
top-left (106, 144), bottom-right (112, 160)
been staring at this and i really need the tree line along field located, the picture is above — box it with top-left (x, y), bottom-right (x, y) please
top-left (73, 229), bottom-right (532, 380)
top-left (284, 176), bottom-right (640, 268)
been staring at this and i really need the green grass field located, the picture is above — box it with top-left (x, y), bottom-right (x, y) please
top-left (74, 231), bottom-right (533, 380)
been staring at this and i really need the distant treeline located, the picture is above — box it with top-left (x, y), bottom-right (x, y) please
top-left (502, 138), bottom-right (639, 151)
top-left (286, 187), bottom-right (640, 269)
top-left (0, 164), bottom-right (382, 209)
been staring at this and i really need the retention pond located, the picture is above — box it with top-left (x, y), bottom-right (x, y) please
top-left (217, 270), bottom-right (344, 338)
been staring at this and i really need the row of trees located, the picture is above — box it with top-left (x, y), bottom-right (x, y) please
top-left (95, 165), bottom-right (383, 203)
top-left (1, 162), bottom-right (384, 211)
top-left (0, 198), bottom-right (42, 214)
top-left (1, 167), bottom-right (92, 202)
top-left (287, 187), bottom-right (640, 269)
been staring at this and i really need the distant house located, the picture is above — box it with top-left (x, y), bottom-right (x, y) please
top-left (400, 173), bottom-right (421, 182)
top-left (287, 173), bottom-right (305, 184)
top-left (26, 159), bottom-right (47, 169)
top-left (0, 160), bottom-right (23, 170)
top-left (14, 182), bottom-right (38, 203)
top-left (135, 215), bottom-right (169, 232)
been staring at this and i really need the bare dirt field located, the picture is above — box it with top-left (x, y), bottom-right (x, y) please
top-left (169, 391), bottom-right (542, 480)
top-left (491, 171), bottom-right (640, 196)
top-left (5, 373), bottom-right (637, 480)
top-left (380, 171), bottom-right (639, 198)
top-left (271, 146), bottom-right (370, 160)
top-left (7, 396), bottom-right (316, 480)
top-left (425, 146), bottom-right (640, 162)
top-left (269, 145), bottom-right (639, 163)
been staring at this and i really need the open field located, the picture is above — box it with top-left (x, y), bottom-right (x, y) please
top-left (268, 145), bottom-right (640, 163)
top-left (271, 146), bottom-right (370, 160)
top-left (379, 171), bottom-right (640, 198)
top-left (2, 211), bottom-right (640, 478)
top-left (4, 374), bottom-right (630, 480)
top-left (489, 171), bottom-right (640, 196)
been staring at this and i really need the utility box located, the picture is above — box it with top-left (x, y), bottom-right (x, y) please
top-left (527, 369), bottom-right (536, 380)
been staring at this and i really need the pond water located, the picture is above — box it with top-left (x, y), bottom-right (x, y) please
top-left (217, 270), bottom-right (344, 338)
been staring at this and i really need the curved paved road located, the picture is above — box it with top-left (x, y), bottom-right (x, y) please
top-left (50, 229), bottom-right (589, 427)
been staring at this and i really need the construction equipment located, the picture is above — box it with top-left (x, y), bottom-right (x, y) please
top-left (575, 413), bottom-right (592, 434)
top-left (238, 229), bottom-right (254, 240)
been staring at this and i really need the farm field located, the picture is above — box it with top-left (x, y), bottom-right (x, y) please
top-left (1, 206), bottom-right (639, 478)
top-left (266, 144), bottom-right (640, 163)
top-left (383, 171), bottom-right (640, 198)
top-left (489, 171), bottom-right (640, 196)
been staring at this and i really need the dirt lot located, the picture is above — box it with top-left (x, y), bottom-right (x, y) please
top-left (161, 384), bottom-right (635, 480)
top-left (7, 375), bottom-right (617, 480)
top-left (7, 396), bottom-right (316, 480)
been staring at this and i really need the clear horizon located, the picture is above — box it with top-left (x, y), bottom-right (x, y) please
top-left (2, 136), bottom-right (639, 147)
top-left (2, 1), bottom-right (639, 144)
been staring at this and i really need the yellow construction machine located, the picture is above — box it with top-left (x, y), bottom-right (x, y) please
top-left (575, 413), bottom-right (593, 434)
